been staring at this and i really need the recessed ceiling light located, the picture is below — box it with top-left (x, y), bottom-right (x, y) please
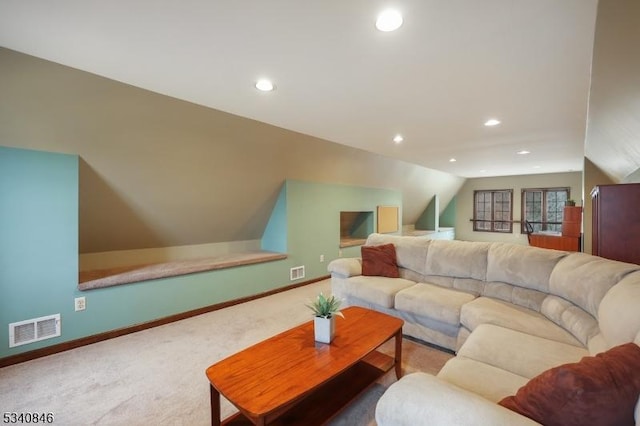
top-left (393, 134), bottom-right (404, 144)
top-left (376, 9), bottom-right (403, 32)
top-left (517, 150), bottom-right (531, 155)
top-left (449, 158), bottom-right (457, 162)
top-left (255, 79), bottom-right (275, 92)
top-left (484, 119), bottom-right (501, 127)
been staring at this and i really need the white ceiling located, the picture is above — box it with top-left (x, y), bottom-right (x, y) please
top-left (0, 0), bottom-right (598, 178)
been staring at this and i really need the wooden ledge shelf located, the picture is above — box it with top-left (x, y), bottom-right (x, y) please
top-left (339, 238), bottom-right (366, 248)
top-left (78, 251), bottom-right (288, 291)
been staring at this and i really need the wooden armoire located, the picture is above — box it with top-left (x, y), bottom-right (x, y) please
top-left (591, 183), bottom-right (640, 265)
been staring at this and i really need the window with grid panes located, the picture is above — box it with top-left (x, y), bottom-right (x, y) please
top-left (522, 188), bottom-right (569, 233)
top-left (473, 189), bottom-right (513, 233)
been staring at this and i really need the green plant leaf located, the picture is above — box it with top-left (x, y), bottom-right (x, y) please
top-left (307, 292), bottom-right (344, 318)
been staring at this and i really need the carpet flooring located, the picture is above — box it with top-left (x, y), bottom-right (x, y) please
top-left (0, 279), bottom-right (453, 425)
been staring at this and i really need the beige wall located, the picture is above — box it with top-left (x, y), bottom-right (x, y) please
top-left (0, 48), bottom-right (465, 254)
top-left (584, 0), bottom-right (640, 183)
top-left (457, 0), bottom-right (640, 249)
top-left (455, 172), bottom-right (583, 244)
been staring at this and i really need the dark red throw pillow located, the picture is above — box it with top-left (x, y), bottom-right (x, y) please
top-left (498, 342), bottom-right (640, 426)
top-left (361, 243), bottom-right (400, 278)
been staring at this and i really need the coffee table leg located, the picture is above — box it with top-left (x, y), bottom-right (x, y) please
top-left (210, 385), bottom-right (221, 426)
top-left (394, 329), bottom-right (402, 379)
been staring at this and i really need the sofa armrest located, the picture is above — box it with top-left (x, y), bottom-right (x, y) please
top-left (375, 373), bottom-right (541, 426)
top-left (327, 257), bottom-right (362, 278)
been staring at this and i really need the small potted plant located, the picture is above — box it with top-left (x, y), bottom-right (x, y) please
top-left (307, 292), bottom-right (344, 344)
top-left (565, 199), bottom-right (576, 206)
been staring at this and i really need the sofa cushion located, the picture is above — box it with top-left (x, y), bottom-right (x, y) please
top-left (587, 332), bottom-right (609, 356)
top-left (460, 297), bottom-right (583, 347)
top-left (399, 267), bottom-right (427, 284)
top-left (361, 244), bottom-right (399, 278)
top-left (327, 257), bottom-right (362, 278)
top-left (420, 275), bottom-right (486, 297)
top-left (394, 241), bottom-right (429, 276)
top-left (456, 324), bottom-right (588, 379)
top-left (425, 240), bottom-right (490, 281)
top-left (402, 320), bottom-right (458, 351)
top-left (395, 283), bottom-right (476, 326)
top-left (541, 295), bottom-right (600, 347)
top-left (437, 357), bottom-right (529, 403)
top-left (339, 275), bottom-right (415, 308)
top-left (486, 243), bottom-right (567, 292)
top-left (549, 253), bottom-right (639, 317)
top-left (422, 274), bottom-right (455, 288)
top-left (452, 277), bottom-right (485, 296)
top-left (376, 372), bottom-right (541, 426)
top-left (597, 271), bottom-right (640, 349)
top-left (483, 281), bottom-right (547, 312)
top-left (498, 343), bottom-right (640, 426)
top-left (365, 233), bottom-right (431, 275)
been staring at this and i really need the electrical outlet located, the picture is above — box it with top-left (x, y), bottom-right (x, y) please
top-left (320, 254), bottom-right (325, 262)
top-left (74, 297), bottom-right (86, 312)
top-left (338, 250), bottom-right (343, 257)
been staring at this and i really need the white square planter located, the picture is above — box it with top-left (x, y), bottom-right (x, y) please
top-left (314, 316), bottom-right (335, 344)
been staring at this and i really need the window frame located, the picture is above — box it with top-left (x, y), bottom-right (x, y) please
top-left (521, 187), bottom-right (570, 233)
top-left (473, 189), bottom-right (513, 233)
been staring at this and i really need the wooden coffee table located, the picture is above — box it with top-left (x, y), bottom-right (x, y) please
top-left (205, 306), bottom-right (404, 425)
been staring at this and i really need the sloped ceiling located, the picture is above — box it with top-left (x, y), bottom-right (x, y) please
top-left (0, 48), bottom-right (465, 252)
top-left (0, 0), bottom-right (598, 178)
top-left (585, 0), bottom-right (640, 182)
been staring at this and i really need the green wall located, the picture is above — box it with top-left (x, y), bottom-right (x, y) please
top-left (261, 186), bottom-right (287, 253)
top-left (1, 147), bottom-right (293, 359)
top-left (0, 149), bottom-right (401, 359)
top-left (1, 147), bottom-right (79, 356)
top-left (414, 195), bottom-right (457, 230)
top-left (284, 179), bottom-right (402, 277)
top-left (440, 196), bottom-right (457, 227)
top-left (415, 196), bottom-right (438, 230)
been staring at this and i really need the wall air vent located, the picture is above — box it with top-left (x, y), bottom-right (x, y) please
top-left (9, 314), bottom-right (61, 348)
top-left (290, 266), bottom-right (305, 281)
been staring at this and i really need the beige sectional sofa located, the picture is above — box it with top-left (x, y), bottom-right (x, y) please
top-left (327, 233), bottom-right (640, 425)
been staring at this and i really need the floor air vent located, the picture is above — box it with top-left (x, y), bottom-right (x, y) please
top-left (9, 314), bottom-right (61, 348)
top-left (290, 266), bottom-right (305, 281)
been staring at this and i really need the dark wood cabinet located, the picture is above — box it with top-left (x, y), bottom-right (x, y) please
top-left (562, 206), bottom-right (582, 238)
top-left (591, 183), bottom-right (640, 265)
top-left (528, 205), bottom-right (582, 252)
top-left (529, 234), bottom-right (580, 251)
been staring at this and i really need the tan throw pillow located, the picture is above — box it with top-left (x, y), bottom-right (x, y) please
top-left (361, 243), bottom-right (399, 278)
top-left (499, 342), bottom-right (640, 426)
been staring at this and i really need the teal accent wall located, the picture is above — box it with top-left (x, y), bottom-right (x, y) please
top-left (284, 179), bottom-right (402, 279)
top-left (0, 151), bottom-right (401, 359)
top-left (348, 212), bottom-right (374, 239)
top-left (440, 196), bottom-right (457, 227)
top-left (0, 147), bottom-right (78, 356)
top-left (416, 195), bottom-right (456, 229)
top-left (0, 147), bottom-right (292, 359)
top-left (415, 196), bottom-right (438, 230)
top-left (261, 183), bottom-right (287, 253)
